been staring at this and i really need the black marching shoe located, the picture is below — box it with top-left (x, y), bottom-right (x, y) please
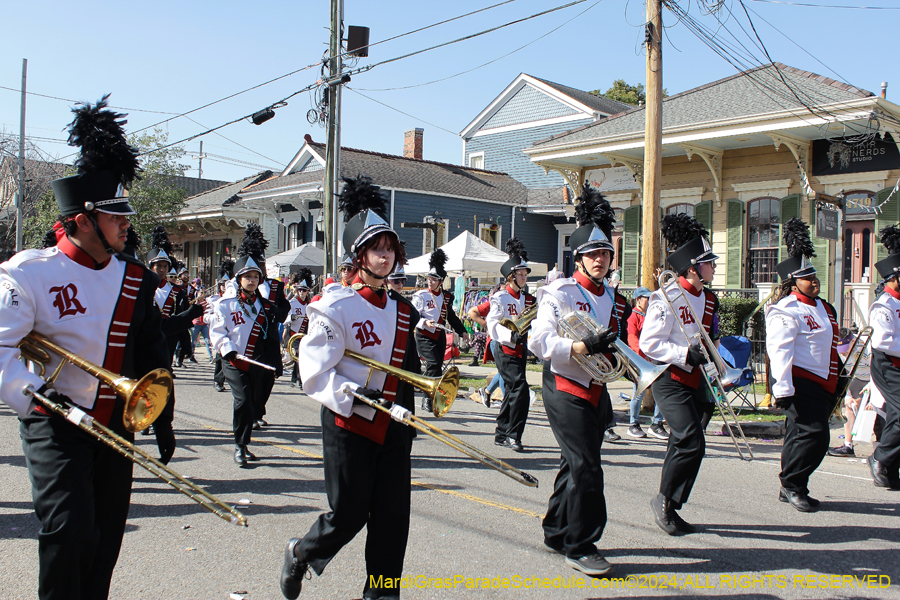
top-left (603, 428), bottom-right (621, 443)
top-left (234, 447), bottom-right (248, 467)
top-left (214, 382), bottom-right (226, 392)
top-left (651, 493), bottom-right (685, 536)
top-left (868, 456), bottom-right (892, 488)
top-left (280, 538), bottom-right (309, 600)
top-left (244, 447), bottom-right (259, 462)
top-left (420, 399), bottom-right (433, 414)
top-left (778, 487), bottom-right (818, 512)
top-left (495, 436), bottom-right (524, 452)
top-left (565, 553), bottom-right (613, 577)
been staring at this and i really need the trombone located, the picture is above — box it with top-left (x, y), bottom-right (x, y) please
top-left (831, 327), bottom-right (873, 421)
top-left (288, 333), bottom-right (538, 487)
top-left (18, 332), bottom-right (248, 527)
top-left (657, 271), bottom-right (755, 461)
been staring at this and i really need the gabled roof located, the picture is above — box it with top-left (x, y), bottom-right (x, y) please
top-left (165, 175), bottom-right (228, 198)
top-left (180, 171), bottom-right (273, 213)
top-left (242, 142), bottom-right (527, 206)
top-left (460, 73), bottom-right (631, 139)
top-left (530, 63), bottom-right (875, 150)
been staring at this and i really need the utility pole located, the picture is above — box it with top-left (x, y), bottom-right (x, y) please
top-left (198, 141), bottom-right (204, 179)
top-left (641, 0), bottom-right (663, 289)
top-left (16, 59), bottom-right (27, 253)
top-left (322, 0), bottom-right (344, 277)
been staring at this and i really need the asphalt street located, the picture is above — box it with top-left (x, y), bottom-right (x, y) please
top-left (0, 357), bottom-right (897, 600)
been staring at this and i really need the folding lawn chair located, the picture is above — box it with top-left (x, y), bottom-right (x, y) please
top-left (717, 335), bottom-right (756, 412)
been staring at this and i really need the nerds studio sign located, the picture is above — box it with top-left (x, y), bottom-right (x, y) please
top-left (812, 134), bottom-right (900, 176)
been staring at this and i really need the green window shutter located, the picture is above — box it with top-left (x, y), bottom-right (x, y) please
top-left (778, 194), bottom-right (801, 264)
top-left (809, 200), bottom-right (830, 295)
top-left (726, 199), bottom-right (744, 287)
top-left (875, 186), bottom-right (900, 264)
top-left (622, 206), bottom-right (642, 287)
top-left (694, 200), bottom-right (712, 233)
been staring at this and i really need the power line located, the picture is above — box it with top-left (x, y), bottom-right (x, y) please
top-left (747, 0), bottom-right (899, 8)
top-left (345, 88), bottom-right (458, 135)
top-left (183, 116), bottom-right (285, 166)
top-left (0, 85), bottom-right (181, 115)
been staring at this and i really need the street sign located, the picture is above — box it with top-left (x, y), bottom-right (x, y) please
top-left (816, 205), bottom-right (839, 241)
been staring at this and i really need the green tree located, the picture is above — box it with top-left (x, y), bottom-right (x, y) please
top-left (23, 129), bottom-right (190, 252)
top-left (590, 79), bottom-right (668, 106)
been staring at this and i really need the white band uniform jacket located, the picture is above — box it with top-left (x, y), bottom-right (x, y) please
top-left (287, 297), bottom-right (308, 334)
top-left (766, 293), bottom-right (836, 399)
top-left (297, 286), bottom-right (401, 420)
top-left (154, 280), bottom-right (180, 316)
top-left (0, 248), bottom-right (131, 416)
top-left (528, 277), bottom-right (618, 389)
top-left (209, 295), bottom-right (269, 359)
top-left (486, 286), bottom-right (527, 349)
top-left (640, 279), bottom-right (711, 370)
top-left (411, 288), bottom-right (444, 333)
top-left (870, 289), bottom-right (900, 358)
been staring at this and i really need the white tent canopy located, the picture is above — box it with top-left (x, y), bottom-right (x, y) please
top-left (405, 231), bottom-right (548, 279)
top-left (266, 243), bottom-right (325, 278)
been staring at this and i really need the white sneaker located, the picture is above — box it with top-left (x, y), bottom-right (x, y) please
top-left (529, 390), bottom-right (537, 407)
top-left (478, 388), bottom-right (491, 408)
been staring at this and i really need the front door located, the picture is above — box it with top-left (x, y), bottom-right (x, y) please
top-left (843, 221), bottom-right (875, 283)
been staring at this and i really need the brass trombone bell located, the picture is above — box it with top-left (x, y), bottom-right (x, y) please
top-left (499, 304), bottom-right (538, 335)
top-left (17, 332), bottom-right (172, 433)
top-left (288, 333), bottom-right (458, 417)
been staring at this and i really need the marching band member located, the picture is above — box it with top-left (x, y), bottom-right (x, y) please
top-left (284, 268), bottom-right (313, 388)
top-left (486, 238), bottom-right (536, 452)
top-left (281, 175), bottom-right (420, 600)
top-left (528, 186), bottom-right (627, 577)
top-left (222, 226), bottom-right (291, 326)
top-left (209, 227), bottom-right (281, 466)
top-left (386, 263), bottom-right (407, 294)
top-left (411, 249), bottom-right (467, 413)
top-left (0, 97), bottom-right (170, 600)
top-left (767, 218), bottom-right (839, 510)
top-left (172, 262), bottom-right (195, 367)
top-left (312, 255), bottom-right (356, 302)
top-left (212, 261), bottom-right (233, 393)
top-left (866, 225), bottom-right (900, 490)
top-left (640, 213), bottom-right (719, 535)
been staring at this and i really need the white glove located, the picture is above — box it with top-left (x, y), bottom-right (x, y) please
top-left (340, 382), bottom-right (356, 397)
top-left (389, 404), bottom-right (411, 423)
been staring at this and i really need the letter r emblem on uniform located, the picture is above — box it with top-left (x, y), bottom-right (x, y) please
top-left (49, 283), bottom-right (87, 319)
top-left (352, 320), bottom-right (382, 348)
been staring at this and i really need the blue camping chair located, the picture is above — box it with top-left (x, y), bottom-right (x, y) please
top-left (717, 335), bottom-right (756, 410)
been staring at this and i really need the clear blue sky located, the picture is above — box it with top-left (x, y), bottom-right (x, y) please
top-left (2, 0), bottom-right (897, 183)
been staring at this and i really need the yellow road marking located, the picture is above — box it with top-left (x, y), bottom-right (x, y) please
top-left (201, 424), bottom-right (541, 518)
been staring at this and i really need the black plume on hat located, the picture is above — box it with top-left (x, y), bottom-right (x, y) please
top-left (429, 248), bottom-right (448, 279)
top-left (574, 185), bottom-right (615, 237)
top-left (505, 237), bottom-right (528, 261)
top-left (42, 229), bottom-right (58, 249)
top-left (219, 259), bottom-right (235, 280)
top-left (880, 225), bottom-right (900, 255)
top-left (783, 217), bottom-right (816, 259)
top-left (122, 225), bottom-right (141, 257)
top-left (237, 223), bottom-right (268, 259)
top-left (68, 95), bottom-right (139, 186)
top-left (296, 267), bottom-right (313, 288)
top-left (661, 213), bottom-right (708, 251)
top-left (338, 175), bottom-right (387, 223)
top-left (151, 225), bottom-right (173, 254)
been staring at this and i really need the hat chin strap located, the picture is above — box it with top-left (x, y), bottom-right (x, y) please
top-left (576, 259), bottom-right (606, 289)
top-left (86, 212), bottom-right (115, 255)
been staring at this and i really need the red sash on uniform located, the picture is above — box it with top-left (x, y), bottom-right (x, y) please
top-left (230, 300), bottom-right (271, 372)
top-left (791, 300), bottom-right (840, 394)
top-left (160, 287), bottom-right (177, 318)
top-left (420, 291), bottom-right (448, 340)
top-left (670, 289), bottom-right (717, 390)
top-left (501, 293), bottom-right (535, 358)
top-left (334, 300), bottom-right (411, 445)
top-left (268, 280), bottom-right (281, 302)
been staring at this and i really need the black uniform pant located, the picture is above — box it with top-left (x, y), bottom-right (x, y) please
top-left (495, 346), bottom-right (529, 443)
top-left (213, 353), bottom-right (225, 386)
top-left (175, 329), bottom-right (192, 363)
top-left (778, 378), bottom-right (832, 495)
top-left (542, 370), bottom-right (608, 558)
top-left (651, 368), bottom-right (708, 508)
top-left (298, 407), bottom-right (412, 598)
top-left (872, 351), bottom-right (900, 476)
top-left (224, 363), bottom-right (275, 447)
top-left (20, 406), bottom-right (134, 600)
top-left (415, 331), bottom-right (445, 378)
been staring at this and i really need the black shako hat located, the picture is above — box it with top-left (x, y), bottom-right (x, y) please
top-left (234, 223), bottom-right (268, 279)
top-left (775, 217), bottom-right (817, 280)
top-left (387, 263), bottom-right (407, 281)
top-left (296, 267), bottom-right (313, 289)
top-left (569, 185), bottom-right (615, 257)
top-left (427, 248), bottom-right (449, 280)
top-left (218, 259), bottom-right (235, 284)
top-left (51, 94), bottom-right (139, 217)
top-left (500, 237), bottom-right (531, 278)
top-left (339, 175), bottom-right (397, 261)
top-left (146, 226), bottom-right (173, 266)
top-left (875, 225), bottom-right (900, 281)
top-left (661, 212), bottom-right (717, 275)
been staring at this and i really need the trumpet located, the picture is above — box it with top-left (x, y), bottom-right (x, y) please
top-left (831, 327), bottom-right (873, 420)
top-left (558, 311), bottom-right (667, 397)
top-left (18, 332), bottom-right (248, 527)
top-left (657, 271), bottom-right (754, 461)
top-left (499, 305), bottom-right (538, 335)
top-left (288, 333), bottom-right (538, 487)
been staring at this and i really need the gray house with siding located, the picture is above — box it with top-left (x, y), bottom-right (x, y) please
top-left (236, 134), bottom-right (559, 277)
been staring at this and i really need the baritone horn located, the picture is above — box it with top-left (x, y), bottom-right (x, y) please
top-left (499, 304), bottom-right (538, 335)
top-left (288, 333), bottom-right (538, 487)
top-left (657, 270), bottom-right (754, 460)
top-left (18, 331), bottom-right (248, 527)
top-left (558, 311), bottom-right (667, 397)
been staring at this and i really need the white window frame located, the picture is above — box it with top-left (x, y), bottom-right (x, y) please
top-left (422, 218), bottom-right (450, 254)
top-left (468, 151), bottom-right (485, 170)
top-left (478, 223), bottom-right (502, 248)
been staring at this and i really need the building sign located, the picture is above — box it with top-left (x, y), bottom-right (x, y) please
top-left (816, 205), bottom-right (840, 241)
top-left (585, 166), bottom-right (638, 192)
top-left (812, 133), bottom-right (900, 176)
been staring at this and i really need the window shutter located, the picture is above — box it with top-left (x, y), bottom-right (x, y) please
top-left (875, 186), bottom-right (900, 264)
top-left (809, 200), bottom-right (830, 295)
top-left (778, 194), bottom-right (801, 264)
top-left (694, 200), bottom-right (712, 233)
top-left (726, 199), bottom-right (744, 287)
top-left (622, 206), bottom-right (641, 287)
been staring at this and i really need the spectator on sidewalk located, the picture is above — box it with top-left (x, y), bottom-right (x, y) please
top-left (829, 327), bottom-right (870, 457)
top-left (626, 287), bottom-right (669, 440)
